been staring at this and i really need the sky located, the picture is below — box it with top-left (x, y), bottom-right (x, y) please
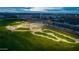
top-left (0, 7), bottom-right (79, 14)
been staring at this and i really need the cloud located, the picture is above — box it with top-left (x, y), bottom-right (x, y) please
top-left (30, 7), bottom-right (47, 11)
top-left (25, 7), bottom-right (63, 11)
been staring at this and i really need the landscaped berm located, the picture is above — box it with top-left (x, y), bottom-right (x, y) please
top-left (0, 19), bottom-right (79, 51)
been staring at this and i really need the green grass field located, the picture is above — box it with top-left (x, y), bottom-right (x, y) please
top-left (0, 19), bottom-right (79, 51)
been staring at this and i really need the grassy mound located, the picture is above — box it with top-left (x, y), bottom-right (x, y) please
top-left (0, 19), bottom-right (79, 51)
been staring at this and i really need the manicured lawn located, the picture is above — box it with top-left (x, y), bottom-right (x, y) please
top-left (35, 32), bottom-right (58, 40)
top-left (16, 28), bottom-right (30, 30)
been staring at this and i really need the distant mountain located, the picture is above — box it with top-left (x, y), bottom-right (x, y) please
top-left (0, 7), bottom-right (79, 14)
